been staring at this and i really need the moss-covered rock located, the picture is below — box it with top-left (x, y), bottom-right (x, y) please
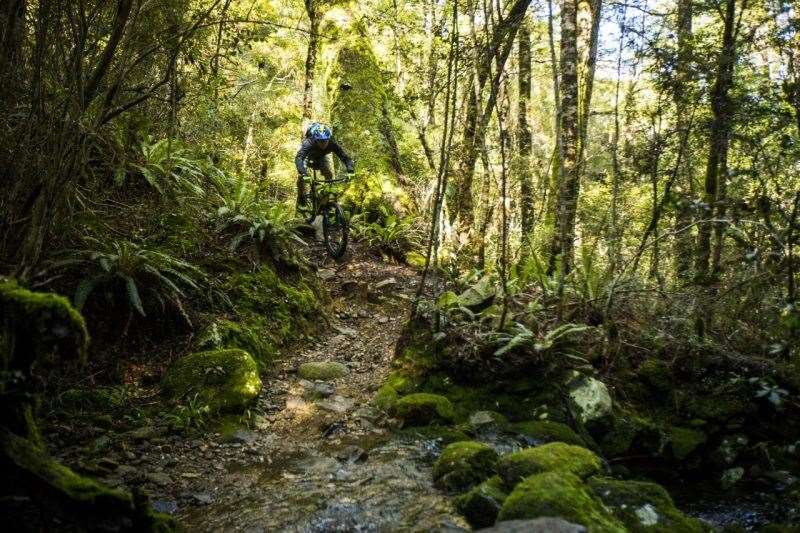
top-left (162, 349), bottom-right (261, 412)
top-left (455, 475), bottom-right (508, 528)
top-left (372, 383), bottom-right (399, 411)
top-left (511, 421), bottom-right (585, 446)
top-left (433, 441), bottom-right (499, 491)
top-left (588, 477), bottom-right (707, 532)
top-left (0, 279), bottom-right (89, 370)
top-left (1, 427), bottom-right (175, 531)
top-left (392, 393), bottom-right (455, 426)
top-left (198, 319), bottom-right (277, 368)
top-left (468, 410), bottom-right (509, 435)
top-left (637, 358), bottom-right (674, 394)
top-left (567, 375), bottom-right (613, 425)
top-left (599, 413), bottom-right (662, 458)
top-left (665, 426), bottom-right (707, 461)
top-left (497, 471), bottom-right (625, 531)
top-left (498, 443), bottom-right (602, 487)
top-left (298, 361), bottom-right (349, 380)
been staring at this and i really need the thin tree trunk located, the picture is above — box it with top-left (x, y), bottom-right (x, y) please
top-left (577, 0), bottom-right (602, 173)
top-left (609, 2), bottom-right (627, 275)
top-left (302, 0), bottom-right (320, 122)
top-left (549, 0), bottom-right (580, 274)
top-left (673, 0), bottom-right (694, 280)
top-left (518, 16), bottom-right (534, 257)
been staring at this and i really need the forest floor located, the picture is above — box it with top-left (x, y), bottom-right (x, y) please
top-left (46, 247), bottom-right (469, 532)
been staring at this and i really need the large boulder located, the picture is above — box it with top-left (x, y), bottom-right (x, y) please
top-left (162, 349), bottom-right (261, 412)
top-left (588, 477), bottom-right (706, 532)
top-left (391, 393), bottom-right (455, 426)
top-left (433, 441), bottom-right (499, 491)
top-left (496, 471), bottom-right (624, 531)
top-left (497, 443), bottom-right (601, 487)
top-left (567, 375), bottom-right (613, 425)
top-left (457, 276), bottom-right (496, 312)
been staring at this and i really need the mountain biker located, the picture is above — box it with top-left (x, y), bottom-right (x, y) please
top-left (295, 122), bottom-right (354, 209)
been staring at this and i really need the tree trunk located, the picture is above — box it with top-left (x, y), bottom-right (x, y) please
top-left (517, 16), bottom-right (533, 256)
top-left (696, 0), bottom-right (737, 281)
top-left (673, 0), bottom-right (694, 280)
top-left (302, 0), bottom-right (320, 122)
top-left (549, 0), bottom-right (580, 274)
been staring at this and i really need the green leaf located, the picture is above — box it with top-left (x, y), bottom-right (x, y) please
top-left (125, 276), bottom-right (146, 316)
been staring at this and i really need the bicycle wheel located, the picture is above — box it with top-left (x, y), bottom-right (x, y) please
top-left (322, 203), bottom-right (348, 259)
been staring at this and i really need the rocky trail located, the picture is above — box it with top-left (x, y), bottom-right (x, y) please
top-left (46, 253), bottom-right (469, 532)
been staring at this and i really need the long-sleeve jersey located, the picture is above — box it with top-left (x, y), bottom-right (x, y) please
top-left (294, 137), bottom-right (354, 175)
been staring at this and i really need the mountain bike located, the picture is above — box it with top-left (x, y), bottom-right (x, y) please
top-left (297, 169), bottom-right (350, 259)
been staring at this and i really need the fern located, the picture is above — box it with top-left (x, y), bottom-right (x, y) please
top-left (493, 322), bottom-right (594, 357)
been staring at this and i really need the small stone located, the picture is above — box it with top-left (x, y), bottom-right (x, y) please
top-left (192, 493), bottom-right (213, 505)
top-left (333, 324), bottom-right (357, 337)
top-left (151, 498), bottom-right (178, 514)
top-left (96, 457), bottom-right (119, 471)
top-left (318, 395), bottom-right (355, 413)
top-left (335, 445), bottom-right (367, 464)
top-left (317, 268), bottom-right (336, 280)
top-left (146, 472), bottom-right (172, 486)
top-left (374, 277), bottom-right (397, 291)
top-left (378, 317), bottom-right (389, 324)
top-left (720, 467), bottom-right (745, 489)
top-left (298, 361), bottom-right (349, 380)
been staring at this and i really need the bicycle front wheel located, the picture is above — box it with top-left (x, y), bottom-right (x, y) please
top-left (322, 203), bottom-right (348, 259)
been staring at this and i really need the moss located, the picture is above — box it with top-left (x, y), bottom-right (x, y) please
top-left (455, 475), bottom-right (508, 528)
top-left (600, 414), bottom-right (661, 458)
top-left (198, 319), bottom-right (277, 369)
top-left (666, 426), bottom-right (707, 460)
top-left (372, 383), bottom-right (399, 411)
top-left (638, 358), bottom-right (674, 394)
top-left (511, 421), bottom-right (585, 446)
top-left (467, 410), bottom-right (510, 434)
top-left (386, 372), bottom-right (417, 394)
top-left (496, 471), bottom-right (625, 532)
top-left (497, 443), bottom-right (602, 487)
top-left (405, 251), bottom-right (427, 268)
top-left (433, 441), bottom-right (499, 491)
top-left (1, 427), bottom-right (175, 531)
top-left (392, 393), bottom-right (455, 426)
top-left (329, 31), bottom-right (412, 218)
top-left (588, 477), bottom-right (707, 532)
top-left (684, 393), bottom-right (755, 422)
top-left (398, 425), bottom-right (471, 444)
top-left (0, 279), bottom-right (89, 370)
top-left (298, 361), bottom-right (349, 380)
top-left (162, 349), bottom-right (261, 413)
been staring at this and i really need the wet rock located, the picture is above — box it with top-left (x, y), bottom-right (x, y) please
top-left (191, 493), bottom-right (214, 505)
top-left (91, 435), bottom-right (111, 454)
top-left (497, 443), bottom-right (601, 487)
top-left (566, 375), bottom-right (612, 425)
top-left (318, 395), bottom-right (355, 413)
top-left (479, 517), bottom-right (587, 532)
top-left (433, 441), bottom-right (498, 492)
top-left (335, 445), bottom-right (367, 464)
top-left (332, 324), bottom-right (357, 337)
top-left (301, 380), bottom-right (335, 399)
top-left (126, 425), bottom-right (164, 442)
top-left (391, 393), bottom-right (455, 426)
top-left (298, 361), bottom-right (349, 380)
top-left (151, 498), bottom-right (178, 514)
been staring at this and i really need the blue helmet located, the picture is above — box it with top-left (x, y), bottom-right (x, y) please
top-left (308, 122), bottom-right (332, 141)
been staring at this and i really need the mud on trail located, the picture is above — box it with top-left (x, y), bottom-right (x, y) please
top-left (48, 253), bottom-right (467, 532)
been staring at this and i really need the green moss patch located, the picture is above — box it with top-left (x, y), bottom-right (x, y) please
top-left (162, 349), bottom-right (261, 413)
top-left (498, 443), bottom-right (602, 487)
top-left (398, 425), bottom-right (471, 444)
top-left (511, 420), bottom-right (585, 446)
top-left (433, 441), bottom-right (499, 491)
top-left (298, 361), bottom-right (349, 380)
top-left (588, 477), bottom-right (706, 532)
top-left (392, 393), bottom-right (455, 426)
top-left (455, 475), bottom-right (508, 528)
top-left (666, 426), bottom-right (707, 461)
top-left (497, 471), bottom-right (625, 531)
top-left (198, 319), bottom-right (277, 369)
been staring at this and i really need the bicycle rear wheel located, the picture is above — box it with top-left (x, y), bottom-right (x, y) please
top-left (322, 203), bottom-right (348, 259)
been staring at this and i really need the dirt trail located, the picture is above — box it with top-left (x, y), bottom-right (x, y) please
top-left (90, 253), bottom-right (460, 531)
